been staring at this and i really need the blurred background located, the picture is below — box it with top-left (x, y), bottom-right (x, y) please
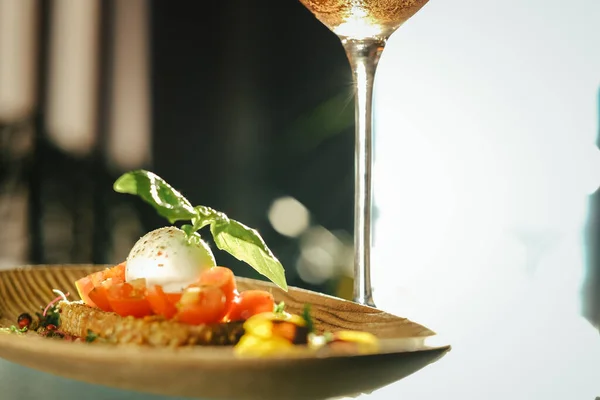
top-left (2, 0), bottom-right (600, 399)
top-left (1, 0), bottom-right (600, 322)
top-left (0, 0), bottom-right (359, 298)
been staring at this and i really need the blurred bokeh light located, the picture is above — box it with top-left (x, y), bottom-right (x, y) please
top-left (267, 196), bottom-right (310, 238)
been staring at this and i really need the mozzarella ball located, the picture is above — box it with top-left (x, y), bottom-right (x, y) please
top-left (126, 226), bottom-right (216, 292)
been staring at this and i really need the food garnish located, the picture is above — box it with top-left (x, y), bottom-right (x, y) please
top-left (301, 304), bottom-right (315, 334)
top-left (233, 307), bottom-right (379, 357)
top-left (2, 294), bottom-right (77, 340)
top-left (326, 330), bottom-right (380, 353)
top-left (114, 170), bottom-right (287, 291)
top-left (43, 290), bottom-right (70, 318)
top-left (17, 313), bottom-right (32, 330)
top-left (234, 311), bottom-right (308, 357)
top-left (0, 325), bottom-right (28, 335)
top-left (273, 301), bottom-right (286, 314)
top-left (85, 330), bottom-right (99, 343)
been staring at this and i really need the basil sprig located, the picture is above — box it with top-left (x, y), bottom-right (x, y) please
top-left (114, 170), bottom-right (288, 291)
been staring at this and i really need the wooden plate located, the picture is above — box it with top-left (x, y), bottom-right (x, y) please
top-left (0, 265), bottom-right (450, 400)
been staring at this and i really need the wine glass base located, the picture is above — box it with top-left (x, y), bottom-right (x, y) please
top-left (353, 295), bottom-right (376, 309)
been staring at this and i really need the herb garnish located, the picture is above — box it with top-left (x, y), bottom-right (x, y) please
top-left (36, 306), bottom-right (59, 329)
top-left (0, 325), bottom-right (27, 334)
top-left (114, 170), bottom-right (288, 291)
top-left (85, 330), bottom-right (98, 343)
top-left (273, 301), bottom-right (286, 314)
top-left (302, 304), bottom-right (314, 334)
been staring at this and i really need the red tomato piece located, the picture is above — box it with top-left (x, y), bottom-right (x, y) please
top-left (175, 286), bottom-right (227, 325)
top-left (165, 292), bottom-right (182, 305)
top-left (226, 290), bottom-right (275, 322)
top-left (103, 262), bottom-right (126, 282)
top-left (88, 284), bottom-right (112, 312)
top-left (146, 285), bottom-right (179, 319)
top-left (75, 262), bottom-right (126, 307)
top-left (109, 298), bottom-right (153, 319)
top-left (91, 262), bottom-right (126, 286)
top-left (197, 266), bottom-right (237, 305)
top-left (106, 281), bottom-right (152, 318)
top-left (75, 276), bottom-right (96, 307)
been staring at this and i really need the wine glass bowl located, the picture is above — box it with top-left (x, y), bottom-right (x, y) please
top-left (298, 0), bottom-right (430, 307)
top-left (298, 0), bottom-right (429, 40)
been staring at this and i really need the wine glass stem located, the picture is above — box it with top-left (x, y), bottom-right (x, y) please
top-left (342, 38), bottom-right (385, 308)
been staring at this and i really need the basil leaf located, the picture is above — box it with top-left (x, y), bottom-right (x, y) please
top-left (210, 219), bottom-right (288, 291)
top-left (114, 170), bottom-right (197, 223)
top-left (180, 224), bottom-right (196, 238)
top-left (191, 205), bottom-right (227, 231)
top-left (195, 205), bottom-right (228, 222)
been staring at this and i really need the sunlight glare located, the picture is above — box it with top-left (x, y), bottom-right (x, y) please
top-left (334, 5), bottom-right (381, 39)
top-left (267, 196), bottom-right (310, 238)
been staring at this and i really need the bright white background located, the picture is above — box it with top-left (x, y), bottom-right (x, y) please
top-left (370, 0), bottom-right (600, 399)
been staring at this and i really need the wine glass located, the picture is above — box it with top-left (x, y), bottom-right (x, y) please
top-left (298, 0), bottom-right (429, 307)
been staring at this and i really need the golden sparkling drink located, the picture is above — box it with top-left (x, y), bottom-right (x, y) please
top-left (299, 0), bottom-right (429, 39)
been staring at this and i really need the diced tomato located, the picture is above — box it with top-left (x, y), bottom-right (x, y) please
top-left (146, 285), bottom-right (179, 319)
top-left (165, 292), bottom-right (182, 304)
top-left (197, 267), bottom-right (237, 305)
top-left (75, 276), bottom-right (97, 307)
top-left (175, 286), bottom-right (228, 325)
top-left (75, 262), bottom-right (126, 307)
top-left (106, 280), bottom-right (152, 318)
top-left (91, 262), bottom-right (126, 286)
top-left (88, 285), bottom-right (112, 312)
top-left (109, 297), bottom-right (153, 318)
top-left (103, 262), bottom-right (126, 281)
top-left (226, 290), bottom-right (275, 322)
